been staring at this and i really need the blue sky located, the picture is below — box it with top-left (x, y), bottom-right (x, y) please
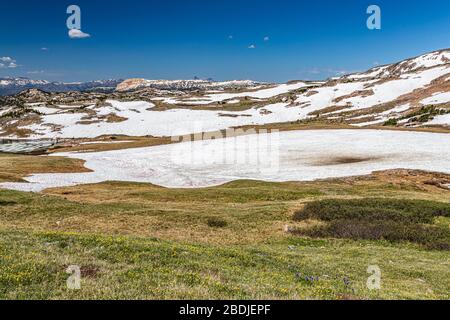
top-left (1, 0), bottom-right (449, 82)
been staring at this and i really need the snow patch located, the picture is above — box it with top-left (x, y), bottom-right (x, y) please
top-left (2, 129), bottom-right (449, 192)
top-left (426, 114), bottom-right (450, 126)
top-left (421, 92), bottom-right (450, 105)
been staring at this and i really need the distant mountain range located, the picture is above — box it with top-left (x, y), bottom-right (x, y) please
top-left (0, 77), bottom-right (263, 96)
top-left (0, 78), bottom-right (122, 96)
top-left (115, 79), bottom-right (263, 92)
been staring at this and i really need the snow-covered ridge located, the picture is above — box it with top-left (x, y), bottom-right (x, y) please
top-left (163, 82), bottom-right (307, 105)
top-left (116, 78), bottom-right (263, 92)
top-left (0, 78), bottom-right (50, 86)
top-left (344, 49), bottom-right (450, 80)
top-left (405, 50), bottom-right (450, 70)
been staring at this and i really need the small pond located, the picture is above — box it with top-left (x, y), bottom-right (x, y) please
top-left (0, 139), bottom-right (55, 154)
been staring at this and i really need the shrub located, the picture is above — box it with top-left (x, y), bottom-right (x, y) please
top-left (292, 198), bottom-right (450, 250)
top-left (0, 200), bottom-right (16, 206)
top-left (295, 219), bottom-right (449, 247)
top-left (402, 105), bottom-right (450, 123)
top-left (0, 108), bottom-right (42, 119)
top-left (293, 198), bottom-right (450, 224)
top-left (206, 217), bottom-right (228, 228)
top-left (383, 118), bottom-right (398, 126)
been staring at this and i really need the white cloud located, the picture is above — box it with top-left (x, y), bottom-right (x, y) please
top-left (0, 57), bottom-right (18, 68)
top-left (68, 29), bottom-right (91, 39)
top-left (41, 47), bottom-right (49, 51)
top-left (264, 36), bottom-right (270, 41)
top-left (248, 44), bottom-right (256, 49)
top-left (0, 57), bottom-right (13, 63)
top-left (27, 70), bottom-right (44, 75)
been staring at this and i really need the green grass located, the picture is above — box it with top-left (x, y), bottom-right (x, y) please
top-left (1, 230), bottom-right (449, 300)
top-left (0, 168), bottom-right (449, 299)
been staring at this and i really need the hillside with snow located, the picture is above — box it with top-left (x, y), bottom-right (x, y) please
top-left (0, 49), bottom-right (449, 139)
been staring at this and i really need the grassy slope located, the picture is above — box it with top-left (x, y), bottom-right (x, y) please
top-left (0, 153), bottom-right (90, 183)
top-left (0, 159), bottom-right (449, 299)
top-left (2, 230), bottom-right (449, 300)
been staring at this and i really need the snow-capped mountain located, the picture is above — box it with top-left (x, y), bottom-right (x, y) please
top-left (0, 77), bottom-right (261, 96)
top-left (116, 78), bottom-right (263, 92)
top-left (0, 78), bottom-right (50, 87)
top-left (0, 78), bottom-right (122, 96)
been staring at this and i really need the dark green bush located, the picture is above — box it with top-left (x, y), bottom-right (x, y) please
top-left (0, 200), bottom-right (16, 206)
top-left (206, 217), bottom-right (228, 228)
top-left (294, 198), bottom-right (450, 224)
top-left (401, 105), bottom-right (450, 123)
top-left (292, 198), bottom-right (450, 250)
top-left (383, 118), bottom-right (398, 126)
top-left (0, 108), bottom-right (42, 118)
top-left (295, 219), bottom-right (449, 247)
